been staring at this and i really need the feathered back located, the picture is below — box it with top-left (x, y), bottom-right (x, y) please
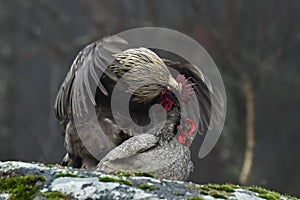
top-left (110, 48), bottom-right (171, 102)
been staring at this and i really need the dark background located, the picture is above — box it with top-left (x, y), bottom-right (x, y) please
top-left (0, 0), bottom-right (299, 197)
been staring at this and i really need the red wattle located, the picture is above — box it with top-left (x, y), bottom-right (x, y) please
top-left (178, 134), bottom-right (187, 144)
top-left (177, 118), bottom-right (197, 146)
top-left (160, 88), bottom-right (174, 112)
top-left (185, 118), bottom-right (197, 137)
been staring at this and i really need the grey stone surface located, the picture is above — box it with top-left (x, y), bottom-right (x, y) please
top-left (0, 161), bottom-right (297, 200)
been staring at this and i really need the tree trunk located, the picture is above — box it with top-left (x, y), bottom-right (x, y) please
top-left (239, 79), bottom-right (255, 185)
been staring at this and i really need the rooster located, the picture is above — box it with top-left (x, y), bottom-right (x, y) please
top-left (54, 36), bottom-right (217, 180)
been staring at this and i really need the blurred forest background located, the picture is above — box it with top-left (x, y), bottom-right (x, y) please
top-left (0, 0), bottom-right (299, 197)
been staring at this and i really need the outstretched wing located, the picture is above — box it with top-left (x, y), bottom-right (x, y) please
top-left (163, 59), bottom-right (225, 135)
top-left (54, 36), bottom-right (128, 123)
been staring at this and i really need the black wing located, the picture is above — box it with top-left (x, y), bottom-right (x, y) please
top-left (54, 36), bottom-right (128, 123)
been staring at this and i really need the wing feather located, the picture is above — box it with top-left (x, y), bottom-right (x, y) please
top-left (54, 36), bottom-right (127, 122)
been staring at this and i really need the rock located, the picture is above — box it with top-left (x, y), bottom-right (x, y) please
top-left (0, 161), bottom-right (298, 200)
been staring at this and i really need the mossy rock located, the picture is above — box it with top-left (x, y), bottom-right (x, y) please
top-left (39, 191), bottom-right (71, 200)
top-left (114, 170), bottom-right (156, 178)
top-left (138, 184), bottom-right (159, 191)
top-left (98, 176), bottom-right (132, 186)
top-left (55, 173), bottom-right (85, 178)
top-left (0, 175), bottom-right (45, 200)
top-left (0, 161), bottom-right (299, 200)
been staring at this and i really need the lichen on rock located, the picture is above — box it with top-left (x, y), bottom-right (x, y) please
top-left (0, 161), bottom-right (298, 200)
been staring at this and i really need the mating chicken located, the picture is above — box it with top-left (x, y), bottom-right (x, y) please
top-left (54, 36), bottom-right (215, 180)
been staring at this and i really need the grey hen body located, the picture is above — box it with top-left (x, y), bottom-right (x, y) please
top-left (97, 107), bottom-right (193, 180)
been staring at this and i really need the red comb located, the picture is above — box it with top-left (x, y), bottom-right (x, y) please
top-left (176, 75), bottom-right (196, 103)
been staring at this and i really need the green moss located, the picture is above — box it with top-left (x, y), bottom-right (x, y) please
top-left (186, 184), bottom-right (234, 199)
top-left (186, 184), bottom-right (209, 195)
top-left (47, 164), bottom-right (54, 168)
top-left (99, 176), bottom-right (132, 186)
top-left (245, 185), bottom-right (300, 200)
top-left (188, 184), bottom-right (299, 200)
top-left (209, 190), bottom-right (228, 199)
top-left (188, 197), bottom-right (204, 200)
top-left (132, 171), bottom-right (155, 178)
top-left (114, 171), bottom-right (131, 177)
top-left (40, 191), bottom-right (70, 200)
top-left (246, 186), bottom-right (281, 200)
top-left (258, 193), bottom-right (280, 200)
top-left (200, 190), bottom-right (209, 195)
top-left (55, 173), bottom-right (85, 178)
top-left (138, 184), bottom-right (159, 191)
top-left (247, 186), bottom-right (269, 194)
top-left (114, 170), bottom-right (156, 178)
top-left (205, 184), bottom-right (236, 193)
top-left (0, 175), bottom-right (46, 200)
